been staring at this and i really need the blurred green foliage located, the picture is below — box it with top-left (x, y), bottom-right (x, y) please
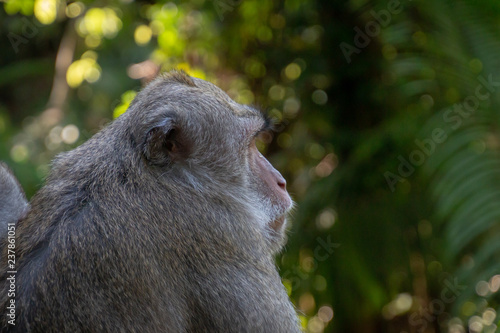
top-left (3, 0), bottom-right (500, 332)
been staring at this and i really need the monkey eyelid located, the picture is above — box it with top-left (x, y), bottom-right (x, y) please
top-left (252, 128), bottom-right (271, 141)
top-left (253, 118), bottom-right (275, 138)
top-left (259, 107), bottom-right (275, 130)
top-left (245, 104), bottom-right (274, 128)
top-left (249, 107), bottom-right (273, 132)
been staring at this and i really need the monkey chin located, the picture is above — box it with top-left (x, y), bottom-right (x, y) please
top-left (266, 214), bottom-right (289, 253)
top-left (269, 214), bottom-right (287, 233)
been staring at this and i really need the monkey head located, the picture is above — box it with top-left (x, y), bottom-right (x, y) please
top-left (123, 71), bottom-right (293, 251)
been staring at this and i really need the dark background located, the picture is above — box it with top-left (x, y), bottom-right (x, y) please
top-left (2, 0), bottom-right (500, 332)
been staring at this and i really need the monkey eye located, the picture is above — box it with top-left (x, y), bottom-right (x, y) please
top-left (255, 130), bottom-right (273, 143)
top-left (254, 130), bottom-right (273, 154)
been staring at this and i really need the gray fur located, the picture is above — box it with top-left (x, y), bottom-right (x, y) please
top-left (0, 71), bottom-right (301, 332)
top-left (0, 163), bottom-right (28, 234)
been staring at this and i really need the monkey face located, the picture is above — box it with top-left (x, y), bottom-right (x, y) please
top-left (245, 126), bottom-right (293, 237)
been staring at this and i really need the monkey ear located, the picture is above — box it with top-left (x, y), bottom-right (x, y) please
top-left (143, 118), bottom-right (181, 166)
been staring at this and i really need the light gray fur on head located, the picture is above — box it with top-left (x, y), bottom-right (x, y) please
top-left (0, 163), bottom-right (28, 233)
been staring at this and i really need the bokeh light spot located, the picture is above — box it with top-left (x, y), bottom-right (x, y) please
top-left (482, 308), bottom-right (496, 326)
top-left (11, 144), bottom-right (29, 163)
top-left (417, 219), bottom-right (432, 238)
top-left (382, 293), bottom-right (412, 319)
top-left (269, 85), bottom-right (286, 101)
top-left (283, 97), bottom-right (300, 117)
top-left (134, 24), bottom-right (152, 45)
top-left (34, 0), bottom-right (57, 25)
top-left (316, 208), bottom-right (336, 229)
top-left (4, 0), bottom-right (34, 15)
top-left (85, 35), bottom-right (102, 48)
top-left (475, 281), bottom-right (489, 297)
top-left (284, 63), bottom-right (301, 81)
top-left (489, 275), bottom-right (500, 292)
top-left (468, 316), bottom-right (482, 333)
top-left (77, 7), bottom-right (122, 39)
top-left (66, 57), bottom-right (102, 88)
top-left (461, 301), bottom-right (476, 316)
top-left (312, 89), bottom-right (328, 105)
top-left (317, 305), bottom-right (334, 322)
top-left (313, 275), bottom-right (327, 291)
top-left (315, 153), bottom-right (337, 177)
top-left (307, 316), bottom-right (324, 333)
top-left (65, 2), bottom-right (84, 18)
top-left (61, 125), bottom-right (80, 144)
top-left (299, 292), bottom-right (316, 314)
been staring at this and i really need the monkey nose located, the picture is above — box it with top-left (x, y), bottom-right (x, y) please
top-left (277, 175), bottom-right (287, 190)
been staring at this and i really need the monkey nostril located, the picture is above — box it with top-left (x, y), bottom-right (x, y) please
top-left (277, 178), bottom-right (286, 190)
